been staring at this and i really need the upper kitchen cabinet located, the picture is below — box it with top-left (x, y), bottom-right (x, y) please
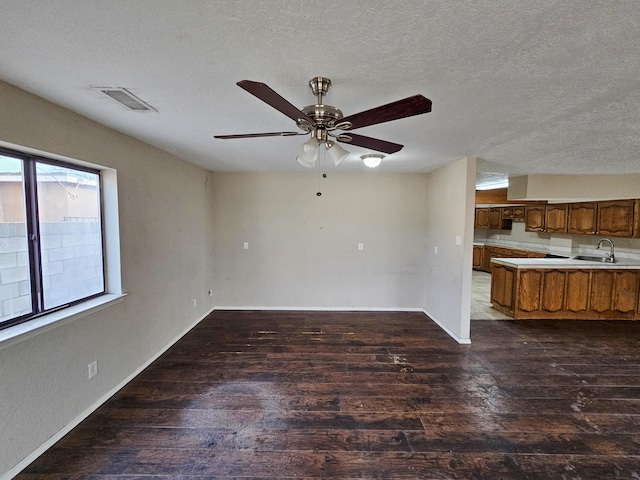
top-left (524, 205), bottom-right (546, 232)
top-left (568, 202), bottom-right (598, 235)
top-left (475, 207), bottom-right (512, 230)
top-left (597, 200), bottom-right (638, 237)
top-left (475, 208), bottom-right (489, 229)
top-left (488, 207), bottom-right (503, 229)
top-left (527, 199), bottom-right (640, 237)
top-left (501, 205), bottom-right (525, 220)
top-left (545, 204), bottom-right (569, 233)
top-left (525, 203), bottom-right (568, 233)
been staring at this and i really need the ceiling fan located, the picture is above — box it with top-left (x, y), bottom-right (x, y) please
top-left (214, 77), bottom-right (432, 168)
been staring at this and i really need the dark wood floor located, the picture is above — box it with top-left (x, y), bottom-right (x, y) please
top-left (16, 311), bottom-right (640, 479)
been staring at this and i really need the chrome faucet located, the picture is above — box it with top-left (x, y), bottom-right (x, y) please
top-left (596, 238), bottom-right (615, 261)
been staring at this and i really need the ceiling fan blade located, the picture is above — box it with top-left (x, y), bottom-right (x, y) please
top-left (337, 133), bottom-right (404, 154)
top-left (237, 80), bottom-right (316, 126)
top-left (340, 94), bottom-right (432, 130)
top-left (214, 131), bottom-right (306, 139)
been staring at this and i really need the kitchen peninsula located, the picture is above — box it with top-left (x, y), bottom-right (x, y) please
top-left (490, 257), bottom-right (640, 320)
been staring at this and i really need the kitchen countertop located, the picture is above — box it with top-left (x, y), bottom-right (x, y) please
top-left (492, 257), bottom-right (640, 269)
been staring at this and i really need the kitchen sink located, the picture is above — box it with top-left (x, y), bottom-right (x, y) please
top-left (573, 255), bottom-right (616, 263)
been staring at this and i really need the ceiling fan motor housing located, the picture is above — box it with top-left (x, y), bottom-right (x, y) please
top-left (302, 77), bottom-right (344, 132)
top-left (308, 76), bottom-right (331, 97)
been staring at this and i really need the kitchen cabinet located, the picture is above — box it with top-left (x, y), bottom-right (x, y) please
top-left (474, 208), bottom-right (489, 229)
top-left (475, 207), bottom-right (512, 230)
top-left (590, 270), bottom-right (640, 314)
top-left (490, 261), bottom-right (640, 320)
top-left (525, 204), bottom-right (568, 233)
top-left (568, 202), bottom-right (597, 235)
top-left (502, 205), bottom-right (525, 220)
top-left (473, 245), bottom-right (549, 272)
top-left (545, 204), bottom-right (568, 233)
top-left (597, 200), bottom-right (637, 237)
top-left (567, 200), bottom-right (638, 237)
top-left (488, 207), bottom-right (503, 229)
top-left (473, 245), bottom-right (484, 270)
top-left (524, 205), bottom-right (546, 232)
top-left (490, 264), bottom-right (516, 312)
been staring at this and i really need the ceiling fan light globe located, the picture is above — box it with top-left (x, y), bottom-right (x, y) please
top-left (328, 142), bottom-right (349, 166)
top-left (297, 138), bottom-right (319, 168)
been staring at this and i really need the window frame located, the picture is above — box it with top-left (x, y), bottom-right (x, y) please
top-left (0, 146), bottom-right (106, 330)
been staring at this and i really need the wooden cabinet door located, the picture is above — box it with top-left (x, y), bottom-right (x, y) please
top-left (491, 264), bottom-right (516, 313)
top-left (590, 270), bottom-right (614, 313)
top-left (488, 208), bottom-right (502, 229)
top-left (525, 205), bottom-right (546, 232)
top-left (486, 251), bottom-right (500, 272)
top-left (472, 245), bottom-right (483, 270)
top-left (597, 200), bottom-right (635, 237)
top-left (518, 270), bottom-right (543, 312)
top-left (542, 270), bottom-right (567, 312)
top-left (613, 271), bottom-right (640, 313)
top-left (568, 202), bottom-right (597, 235)
top-left (475, 208), bottom-right (489, 229)
top-left (512, 205), bottom-right (525, 220)
top-left (501, 206), bottom-right (513, 218)
top-left (545, 204), bottom-right (568, 233)
top-left (566, 270), bottom-right (590, 313)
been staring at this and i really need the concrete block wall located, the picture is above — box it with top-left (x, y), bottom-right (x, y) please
top-left (0, 222), bottom-right (30, 320)
top-left (0, 221), bottom-right (103, 321)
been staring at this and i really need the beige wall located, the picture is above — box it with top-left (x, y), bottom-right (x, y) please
top-left (209, 172), bottom-right (430, 309)
top-left (0, 80), bottom-right (216, 476)
top-left (509, 174), bottom-right (640, 201)
top-left (423, 157), bottom-right (476, 342)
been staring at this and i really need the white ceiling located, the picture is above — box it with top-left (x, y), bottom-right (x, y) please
top-left (1, 1), bottom-right (639, 182)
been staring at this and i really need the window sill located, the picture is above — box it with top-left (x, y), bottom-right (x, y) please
top-left (0, 293), bottom-right (127, 351)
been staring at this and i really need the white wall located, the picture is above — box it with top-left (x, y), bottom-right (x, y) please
top-left (0, 80), bottom-right (215, 477)
top-left (210, 172), bottom-right (429, 309)
top-left (423, 157), bottom-right (476, 343)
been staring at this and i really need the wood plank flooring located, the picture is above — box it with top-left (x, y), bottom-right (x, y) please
top-left (15, 311), bottom-right (640, 479)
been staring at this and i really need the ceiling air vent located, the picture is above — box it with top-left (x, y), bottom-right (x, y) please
top-left (96, 87), bottom-right (156, 112)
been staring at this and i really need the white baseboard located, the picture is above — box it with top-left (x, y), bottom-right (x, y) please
top-left (422, 308), bottom-right (472, 344)
top-left (214, 305), bottom-right (423, 312)
top-left (3, 307), bottom-right (214, 480)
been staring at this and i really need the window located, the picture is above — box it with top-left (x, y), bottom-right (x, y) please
top-left (0, 147), bottom-right (105, 329)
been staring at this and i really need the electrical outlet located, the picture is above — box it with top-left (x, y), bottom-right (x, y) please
top-left (208, 289), bottom-right (213, 297)
top-left (88, 360), bottom-right (98, 379)
top-left (193, 298), bottom-right (197, 307)
top-left (358, 243), bottom-right (364, 251)
top-left (243, 242), bottom-right (249, 250)
top-left (434, 246), bottom-right (438, 254)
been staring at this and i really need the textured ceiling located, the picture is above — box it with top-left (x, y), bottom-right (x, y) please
top-left (0, 1), bottom-right (639, 181)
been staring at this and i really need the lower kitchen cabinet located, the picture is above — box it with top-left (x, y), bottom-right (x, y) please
top-left (472, 245), bottom-right (484, 270)
top-left (490, 263), bottom-right (640, 320)
top-left (473, 245), bottom-right (548, 272)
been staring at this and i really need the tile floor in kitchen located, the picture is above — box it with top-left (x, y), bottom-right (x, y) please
top-left (471, 270), bottom-right (512, 320)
